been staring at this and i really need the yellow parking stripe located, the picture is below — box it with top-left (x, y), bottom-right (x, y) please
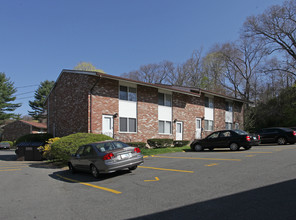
top-left (152, 155), bottom-right (241, 161)
top-left (0, 166), bottom-right (27, 169)
top-left (0, 169), bottom-right (21, 171)
top-left (139, 166), bottom-right (194, 173)
top-left (56, 174), bottom-right (122, 194)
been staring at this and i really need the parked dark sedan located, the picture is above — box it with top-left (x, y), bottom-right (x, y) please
top-left (255, 127), bottom-right (296, 145)
top-left (190, 129), bottom-right (259, 152)
top-left (68, 141), bottom-right (144, 178)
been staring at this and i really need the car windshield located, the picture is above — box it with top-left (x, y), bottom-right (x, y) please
top-left (233, 129), bottom-right (248, 135)
top-left (95, 141), bottom-right (129, 152)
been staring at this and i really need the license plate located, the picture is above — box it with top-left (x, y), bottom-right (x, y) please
top-left (119, 153), bottom-right (131, 160)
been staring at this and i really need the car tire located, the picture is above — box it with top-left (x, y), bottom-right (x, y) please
top-left (90, 165), bottom-right (100, 178)
top-left (68, 163), bottom-right (76, 174)
top-left (277, 137), bottom-right (287, 145)
top-left (129, 165), bottom-right (137, 171)
top-left (244, 146), bottom-right (252, 150)
top-left (194, 144), bottom-right (203, 152)
top-left (229, 143), bottom-right (240, 151)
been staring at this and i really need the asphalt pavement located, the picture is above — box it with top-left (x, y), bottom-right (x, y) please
top-left (0, 145), bottom-right (296, 220)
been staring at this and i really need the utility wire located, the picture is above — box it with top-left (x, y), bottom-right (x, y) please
top-left (16, 84), bottom-right (39, 89)
top-left (16, 96), bottom-right (34, 100)
top-left (15, 91), bottom-right (35, 96)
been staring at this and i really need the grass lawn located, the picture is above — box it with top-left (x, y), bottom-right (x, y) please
top-left (140, 145), bottom-right (191, 156)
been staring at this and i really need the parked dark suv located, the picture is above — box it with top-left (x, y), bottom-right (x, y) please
top-left (255, 127), bottom-right (296, 145)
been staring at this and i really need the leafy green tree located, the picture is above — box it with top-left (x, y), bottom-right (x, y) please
top-left (74, 62), bottom-right (105, 73)
top-left (28, 80), bottom-right (55, 121)
top-left (0, 73), bottom-right (21, 125)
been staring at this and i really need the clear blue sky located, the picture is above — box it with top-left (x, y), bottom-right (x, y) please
top-left (0, 0), bottom-right (285, 116)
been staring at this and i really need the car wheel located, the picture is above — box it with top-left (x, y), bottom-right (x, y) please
top-left (68, 163), bottom-right (76, 174)
top-left (129, 165), bottom-right (137, 171)
top-left (244, 146), bottom-right (251, 150)
top-left (194, 144), bottom-right (203, 152)
top-left (90, 165), bottom-right (100, 178)
top-left (229, 143), bottom-right (240, 151)
top-left (277, 137), bottom-right (287, 145)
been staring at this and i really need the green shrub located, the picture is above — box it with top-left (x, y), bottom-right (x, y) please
top-left (0, 141), bottom-right (13, 147)
top-left (15, 133), bottom-right (53, 145)
top-left (126, 142), bottom-right (146, 148)
top-left (51, 133), bottom-right (113, 162)
top-left (147, 138), bottom-right (173, 148)
top-left (173, 140), bottom-right (190, 147)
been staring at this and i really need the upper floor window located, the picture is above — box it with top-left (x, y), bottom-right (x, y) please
top-left (119, 86), bottom-right (137, 102)
top-left (158, 93), bottom-right (172, 107)
top-left (205, 97), bottom-right (214, 108)
top-left (226, 102), bottom-right (233, 112)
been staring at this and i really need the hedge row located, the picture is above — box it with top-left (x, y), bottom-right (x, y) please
top-left (147, 139), bottom-right (189, 148)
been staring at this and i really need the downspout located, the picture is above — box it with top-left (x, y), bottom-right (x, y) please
top-left (89, 75), bottom-right (101, 133)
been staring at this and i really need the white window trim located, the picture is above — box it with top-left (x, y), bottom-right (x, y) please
top-left (205, 96), bottom-right (214, 109)
top-left (119, 85), bottom-right (137, 102)
top-left (158, 120), bottom-right (172, 135)
top-left (119, 117), bottom-right (137, 134)
top-left (204, 119), bottom-right (214, 131)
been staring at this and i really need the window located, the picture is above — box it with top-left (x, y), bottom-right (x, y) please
top-left (207, 132), bottom-right (219, 139)
top-left (119, 117), bottom-right (137, 133)
top-left (158, 93), bottom-right (172, 107)
top-left (225, 122), bottom-right (232, 130)
top-left (235, 123), bottom-right (239, 129)
top-left (226, 102), bottom-right (233, 112)
top-left (204, 120), bottom-right (213, 131)
top-left (205, 97), bottom-right (214, 108)
top-left (159, 121), bottom-right (172, 134)
top-left (119, 86), bottom-right (137, 102)
top-left (220, 131), bottom-right (231, 137)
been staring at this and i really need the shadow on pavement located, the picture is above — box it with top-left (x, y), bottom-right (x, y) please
top-left (0, 151), bottom-right (17, 161)
top-left (49, 169), bottom-right (133, 183)
top-left (130, 178), bottom-right (296, 220)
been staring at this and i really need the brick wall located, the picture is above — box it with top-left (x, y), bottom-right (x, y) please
top-left (3, 121), bottom-right (33, 141)
top-left (47, 72), bottom-right (96, 137)
top-left (47, 71), bottom-right (245, 142)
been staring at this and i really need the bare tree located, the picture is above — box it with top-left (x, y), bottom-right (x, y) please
top-left (214, 38), bottom-right (268, 102)
top-left (243, 0), bottom-right (296, 76)
top-left (121, 61), bottom-right (174, 84)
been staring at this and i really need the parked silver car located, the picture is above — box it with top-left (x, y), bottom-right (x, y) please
top-left (68, 141), bottom-right (144, 178)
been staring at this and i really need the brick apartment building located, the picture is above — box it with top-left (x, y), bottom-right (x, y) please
top-left (45, 70), bottom-right (245, 142)
top-left (2, 120), bottom-right (47, 141)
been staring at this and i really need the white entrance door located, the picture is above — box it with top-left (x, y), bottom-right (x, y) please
top-left (176, 121), bottom-right (183, 141)
top-left (195, 118), bottom-right (202, 139)
top-left (102, 115), bottom-right (113, 138)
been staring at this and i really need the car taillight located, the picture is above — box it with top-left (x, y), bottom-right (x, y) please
top-left (258, 135), bottom-right (261, 140)
top-left (134, 147), bottom-right (141, 153)
top-left (246, 136), bottom-right (251, 142)
top-left (103, 153), bottom-right (114, 160)
top-left (293, 131), bottom-right (296, 136)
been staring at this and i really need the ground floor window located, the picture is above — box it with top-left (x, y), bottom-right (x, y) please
top-left (225, 122), bottom-right (232, 130)
top-left (159, 120), bottom-right (172, 134)
top-left (235, 123), bottom-right (239, 129)
top-left (119, 117), bottom-right (137, 133)
top-left (204, 120), bottom-right (213, 131)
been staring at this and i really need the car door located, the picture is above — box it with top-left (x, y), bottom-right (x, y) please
top-left (262, 129), bottom-right (277, 143)
top-left (204, 131), bottom-right (220, 148)
top-left (72, 146), bottom-right (85, 170)
top-left (218, 131), bottom-right (232, 147)
top-left (80, 145), bottom-right (96, 171)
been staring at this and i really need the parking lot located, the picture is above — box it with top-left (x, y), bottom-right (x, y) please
top-left (1, 144), bottom-right (296, 220)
